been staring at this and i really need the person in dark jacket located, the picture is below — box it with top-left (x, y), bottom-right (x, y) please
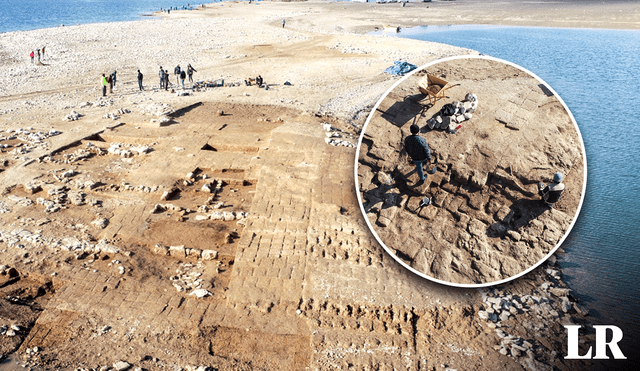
top-left (187, 64), bottom-right (197, 83)
top-left (180, 69), bottom-right (186, 88)
top-left (137, 70), bottom-right (144, 91)
top-left (404, 124), bottom-right (431, 185)
top-left (174, 65), bottom-right (181, 85)
top-left (164, 69), bottom-right (170, 90)
top-left (106, 73), bottom-right (113, 93)
top-left (159, 67), bottom-right (165, 89)
top-left (539, 172), bottom-right (565, 208)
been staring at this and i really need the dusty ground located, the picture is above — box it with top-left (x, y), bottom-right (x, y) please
top-left (357, 57), bottom-right (584, 285)
top-left (0, 99), bottom-right (592, 371)
top-left (0, 0), bottom-right (620, 370)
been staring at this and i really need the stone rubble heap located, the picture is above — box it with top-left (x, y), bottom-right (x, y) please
top-left (120, 182), bottom-right (159, 194)
top-left (103, 108), bottom-right (130, 120)
top-left (322, 122), bottom-right (356, 148)
top-left (107, 143), bottom-right (153, 158)
top-left (0, 225), bottom-right (123, 259)
top-left (1, 324), bottom-right (22, 337)
top-left (139, 102), bottom-right (173, 117)
top-left (427, 92), bottom-right (478, 133)
top-left (0, 127), bottom-right (61, 159)
top-left (477, 262), bottom-right (588, 361)
top-left (57, 143), bottom-right (106, 163)
top-left (153, 244), bottom-right (218, 262)
top-left (63, 110), bottom-right (82, 121)
top-left (167, 261), bottom-right (215, 293)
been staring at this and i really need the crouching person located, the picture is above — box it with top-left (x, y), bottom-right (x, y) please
top-left (539, 172), bottom-right (565, 208)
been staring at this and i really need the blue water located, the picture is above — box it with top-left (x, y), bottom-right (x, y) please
top-left (0, 0), bottom-right (211, 34)
top-left (378, 24), bottom-right (640, 364)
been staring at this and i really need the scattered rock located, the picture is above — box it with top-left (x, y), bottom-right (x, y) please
top-left (113, 361), bottom-right (131, 371)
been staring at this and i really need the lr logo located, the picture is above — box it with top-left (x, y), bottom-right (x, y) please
top-left (564, 325), bottom-right (627, 359)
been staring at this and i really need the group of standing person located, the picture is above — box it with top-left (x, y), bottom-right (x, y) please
top-left (158, 64), bottom-right (197, 91)
top-left (102, 64), bottom-right (196, 95)
top-left (29, 47), bottom-right (45, 64)
top-left (100, 70), bottom-right (118, 96)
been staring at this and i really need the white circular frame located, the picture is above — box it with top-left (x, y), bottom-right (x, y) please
top-left (354, 55), bottom-right (587, 288)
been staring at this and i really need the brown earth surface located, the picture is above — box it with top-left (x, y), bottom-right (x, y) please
top-left (0, 100), bottom-right (593, 371)
top-left (357, 57), bottom-right (584, 285)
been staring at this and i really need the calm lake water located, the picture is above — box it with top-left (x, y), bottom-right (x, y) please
top-left (375, 24), bottom-right (640, 363)
top-left (0, 0), bottom-right (205, 33)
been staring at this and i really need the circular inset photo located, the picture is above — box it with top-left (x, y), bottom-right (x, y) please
top-left (355, 56), bottom-right (586, 287)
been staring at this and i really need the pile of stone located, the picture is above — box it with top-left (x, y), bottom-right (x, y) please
top-left (139, 102), bottom-right (172, 117)
top-left (72, 178), bottom-right (100, 190)
top-left (36, 197), bottom-right (62, 213)
top-left (61, 237), bottom-right (121, 255)
top-left (212, 210), bottom-right (247, 221)
top-left (107, 143), bottom-right (152, 157)
top-left (0, 128), bottom-right (61, 157)
top-left (7, 195), bottom-right (33, 207)
top-left (119, 183), bottom-right (158, 194)
top-left (153, 244), bottom-right (218, 262)
top-left (0, 226), bottom-right (122, 256)
top-left (330, 43), bottom-right (369, 55)
top-left (0, 200), bottom-right (11, 214)
top-left (60, 143), bottom-right (106, 163)
top-left (150, 116), bottom-right (173, 126)
top-left (91, 217), bottom-right (109, 229)
top-left (62, 110), bottom-right (82, 121)
top-left (168, 261), bottom-right (211, 293)
top-left (151, 203), bottom-right (181, 214)
top-left (322, 122), bottom-right (356, 148)
top-left (103, 108), bottom-right (130, 120)
top-left (476, 263), bottom-right (586, 359)
top-left (427, 93), bottom-right (478, 133)
top-left (200, 179), bottom-right (223, 194)
top-left (0, 324), bottom-right (21, 337)
top-left (94, 98), bottom-right (115, 107)
top-left (197, 200), bottom-right (226, 213)
top-left (2, 228), bottom-right (41, 249)
top-left (193, 78), bottom-right (224, 89)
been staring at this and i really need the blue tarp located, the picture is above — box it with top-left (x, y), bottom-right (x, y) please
top-left (383, 61), bottom-right (418, 76)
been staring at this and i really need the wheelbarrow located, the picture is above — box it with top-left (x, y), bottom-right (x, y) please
top-left (418, 74), bottom-right (460, 105)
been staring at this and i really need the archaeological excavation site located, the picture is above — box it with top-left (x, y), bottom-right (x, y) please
top-left (0, 91), bottom-right (593, 371)
top-left (357, 57), bottom-right (585, 286)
